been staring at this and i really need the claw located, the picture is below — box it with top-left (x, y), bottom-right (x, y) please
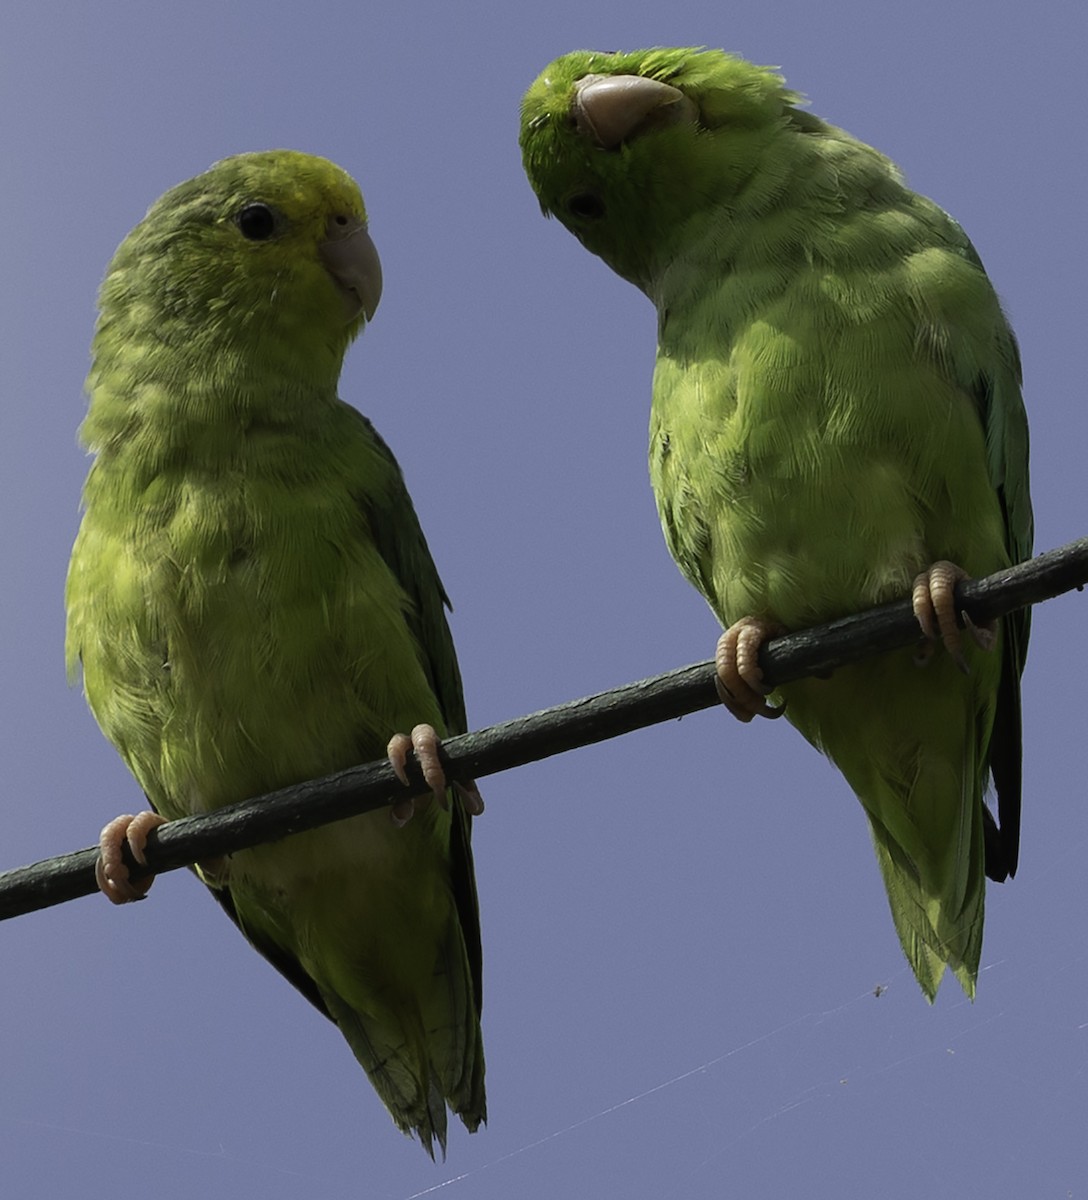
top-left (454, 780), bottom-right (485, 817)
top-left (714, 617), bottom-right (786, 722)
top-left (962, 607), bottom-right (997, 653)
top-left (912, 561), bottom-right (996, 672)
top-left (96, 811), bottom-right (167, 904)
top-left (387, 724), bottom-right (453, 825)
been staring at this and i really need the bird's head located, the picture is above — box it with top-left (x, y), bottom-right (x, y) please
top-left (520, 48), bottom-right (802, 291)
top-left (98, 149), bottom-right (382, 366)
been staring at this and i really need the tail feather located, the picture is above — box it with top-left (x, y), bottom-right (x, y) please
top-left (784, 650), bottom-right (996, 1000)
top-left (319, 906), bottom-right (486, 1159)
top-left (869, 813), bottom-right (984, 1001)
top-left (867, 690), bottom-right (990, 999)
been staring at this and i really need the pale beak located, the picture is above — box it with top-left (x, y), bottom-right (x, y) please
top-left (573, 74), bottom-right (697, 149)
top-left (320, 216), bottom-right (382, 322)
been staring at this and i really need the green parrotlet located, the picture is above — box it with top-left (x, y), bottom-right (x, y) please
top-left (66, 150), bottom-right (485, 1153)
top-left (520, 48), bottom-right (1032, 999)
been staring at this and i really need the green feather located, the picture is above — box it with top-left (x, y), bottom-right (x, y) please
top-left (521, 49), bottom-right (1032, 999)
top-left (67, 150), bottom-right (484, 1152)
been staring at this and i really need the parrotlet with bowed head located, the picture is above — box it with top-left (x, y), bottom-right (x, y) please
top-left (521, 49), bottom-right (1032, 1000)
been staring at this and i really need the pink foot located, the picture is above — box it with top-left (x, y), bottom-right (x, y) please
top-left (912, 561), bottom-right (995, 671)
top-left (714, 617), bottom-right (786, 723)
top-left (96, 811), bottom-right (167, 904)
top-left (386, 725), bottom-right (484, 827)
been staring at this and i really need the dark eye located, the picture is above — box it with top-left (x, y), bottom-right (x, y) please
top-left (236, 203), bottom-right (278, 241)
top-left (566, 193), bottom-right (606, 221)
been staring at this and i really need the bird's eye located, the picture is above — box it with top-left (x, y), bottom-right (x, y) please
top-left (236, 203), bottom-right (278, 241)
top-left (566, 193), bottom-right (606, 221)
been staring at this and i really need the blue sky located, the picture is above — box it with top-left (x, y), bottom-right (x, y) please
top-left (2, 2), bottom-right (1084, 1197)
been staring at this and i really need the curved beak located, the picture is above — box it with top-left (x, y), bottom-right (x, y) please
top-left (573, 74), bottom-right (697, 149)
top-left (320, 217), bottom-right (383, 322)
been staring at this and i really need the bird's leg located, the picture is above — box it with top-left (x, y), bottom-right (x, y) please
top-left (912, 561), bottom-right (996, 671)
top-left (715, 616), bottom-right (787, 722)
top-left (387, 724), bottom-right (485, 827)
top-left (96, 811), bottom-right (167, 904)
